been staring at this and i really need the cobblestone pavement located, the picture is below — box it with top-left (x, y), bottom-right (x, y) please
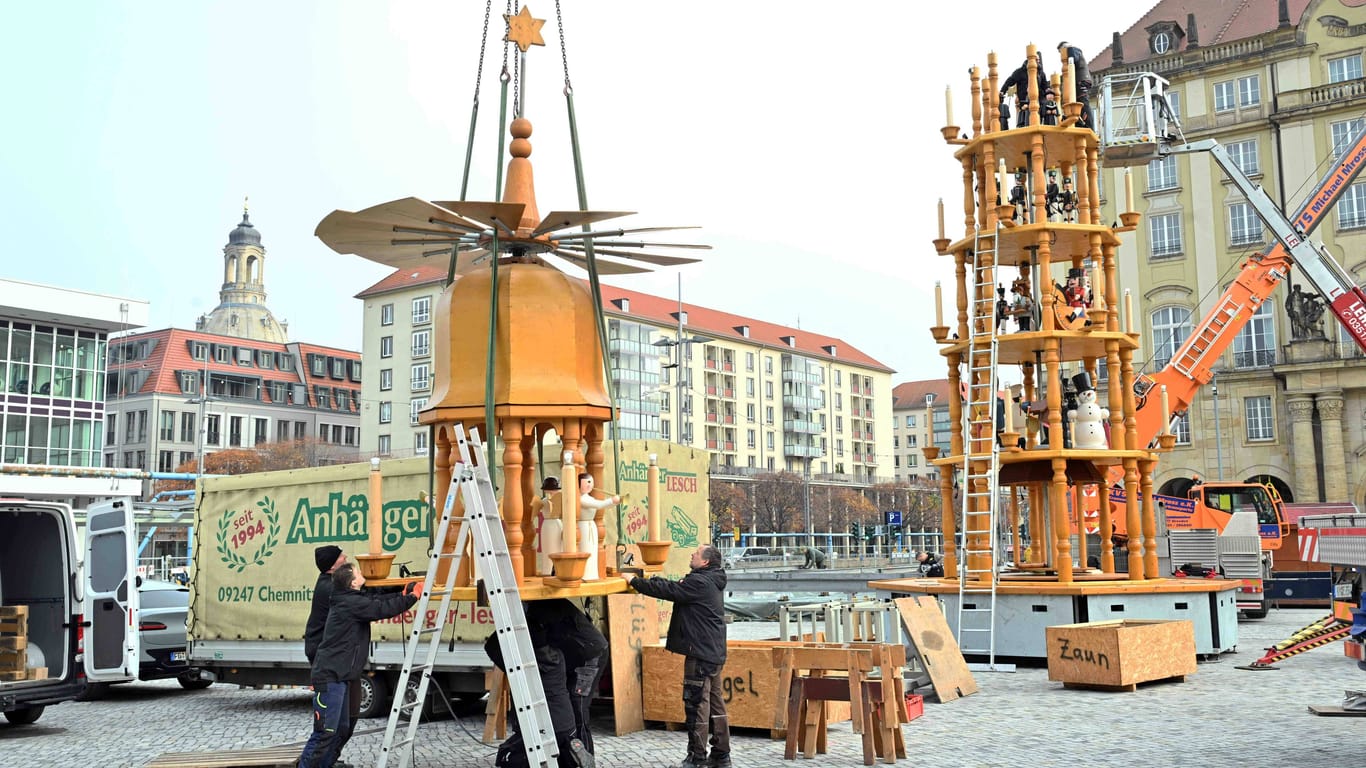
top-left (1, 608), bottom-right (1362, 768)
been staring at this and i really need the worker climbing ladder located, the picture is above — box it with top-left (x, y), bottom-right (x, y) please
top-left (378, 424), bottom-right (559, 768)
top-left (957, 226), bottom-right (1004, 667)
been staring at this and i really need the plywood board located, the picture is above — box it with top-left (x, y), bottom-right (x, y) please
top-left (144, 745), bottom-right (302, 768)
top-left (1045, 619), bottom-right (1196, 688)
top-left (607, 592), bottom-right (659, 736)
top-left (894, 596), bottom-right (978, 702)
top-left (643, 643), bottom-right (851, 730)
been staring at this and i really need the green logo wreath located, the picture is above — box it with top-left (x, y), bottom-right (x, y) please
top-left (215, 497), bottom-right (281, 573)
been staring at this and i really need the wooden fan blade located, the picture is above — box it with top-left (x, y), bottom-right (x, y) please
top-left (315, 197), bottom-right (486, 268)
top-left (581, 241), bottom-right (712, 250)
top-left (531, 210), bottom-right (636, 237)
top-left (551, 225), bottom-right (700, 242)
top-left (549, 250), bottom-right (652, 274)
top-left (434, 201), bottom-right (527, 235)
top-left (558, 246), bottom-right (702, 266)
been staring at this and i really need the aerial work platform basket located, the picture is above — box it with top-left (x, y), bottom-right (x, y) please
top-left (1098, 71), bottom-right (1178, 166)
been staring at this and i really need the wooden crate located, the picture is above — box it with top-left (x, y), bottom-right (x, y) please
top-left (1046, 619), bottom-right (1197, 690)
top-left (0, 605), bottom-right (28, 675)
top-left (642, 641), bottom-right (850, 730)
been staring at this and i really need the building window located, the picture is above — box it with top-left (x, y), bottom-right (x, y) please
top-left (411, 330), bottom-right (430, 358)
top-left (1150, 306), bottom-right (1192, 369)
top-left (1333, 118), bottom-right (1366, 161)
top-left (1228, 202), bottom-right (1263, 246)
top-left (377, 434), bottom-right (391, 456)
top-left (764, 356), bottom-right (773, 375)
top-left (380, 303), bottom-right (394, 326)
top-left (158, 450), bottom-right (175, 472)
top-left (229, 416), bottom-right (243, 447)
top-left (380, 368), bottom-right (393, 391)
top-left (1213, 80), bottom-right (1235, 112)
top-left (380, 336), bottom-right (393, 358)
top-left (310, 354), bottom-right (326, 377)
top-left (105, 414), bottom-right (117, 446)
top-left (345, 426), bottom-right (357, 446)
top-left (1147, 155), bottom-right (1177, 191)
top-left (159, 411), bottom-right (175, 441)
top-left (254, 418), bottom-right (267, 445)
top-left (191, 343), bottom-right (207, 361)
top-left (1238, 75), bottom-right (1260, 107)
top-left (411, 364), bottom-right (430, 391)
top-left (414, 431), bottom-right (428, 455)
top-left (179, 413), bottom-right (195, 443)
top-left (746, 378), bottom-right (755, 397)
top-left (1340, 183), bottom-right (1366, 230)
top-left (906, 414), bottom-right (916, 428)
top-left (136, 410), bottom-right (147, 441)
top-left (1149, 213), bottom-right (1183, 257)
top-left (764, 381), bottom-right (773, 400)
top-left (315, 387), bottom-right (331, 409)
top-left (1172, 412), bottom-right (1191, 445)
top-left (1233, 301), bottom-right (1276, 367)
top-left (1329, 54), bottom-right (1363, 84)
top-left (765, 406), bottom-right (774, 424)
top-left (379, 402), bottom-right (392, 424)
top-left (1227, 139), bottom-right (1259, 175)
top-left (1166, 90), bottom-right (1181, 120)
top-left (745, 352), bottom-right (754, 371)
top-left (836, 415), bottom-right (843, 434)
top-left (412, 296), bottom-right (431, 324)
top-left (746, 403), bottom-right (755, 422)
top-left (411, 397), bottom-right (428, 425)
top-left (659, 391), bottom-right (670, 413)
top-left (766, 432), bottom-right (775, 451)
top-left (747, 429), bottom-right (756, 449)
top-left (214, 345), bottom-right (230, 364)
top-left (1245, 396), bottom-right (1274, 441)
top-left (205, 415), bottom-right (220, 446)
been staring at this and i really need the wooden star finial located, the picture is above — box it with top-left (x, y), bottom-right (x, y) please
top-left (505, 6), bottom-right (546, 53)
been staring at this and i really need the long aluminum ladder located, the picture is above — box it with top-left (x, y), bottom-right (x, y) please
top-left (957, 227), bottom-right (1004, 669)
top-left (378, 424), bottom-right (558, 768)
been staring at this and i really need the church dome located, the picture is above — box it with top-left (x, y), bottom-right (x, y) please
top-left (229, 211), bottom-right (261, 246)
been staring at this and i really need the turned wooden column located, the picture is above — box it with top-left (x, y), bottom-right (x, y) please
top-left (586, 424), bottom-right (608, 579)
top-left (502, 418), bottom-right (526, 584)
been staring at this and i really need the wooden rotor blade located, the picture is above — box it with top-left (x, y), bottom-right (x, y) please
top-left (315, 197), bottom-right (486, 268)
top-left (530, 210), bottom-right (635, 237)
top-left (552, 225), bottom-right (701, 242)
top-left (434, 201), bottom-right (527, 235)
top-left (549, 249), bottom-right (652, 274)
top-left (581, 241), bottom-right (712, 250)
top-left (558, 246), bottom-right (701, 266)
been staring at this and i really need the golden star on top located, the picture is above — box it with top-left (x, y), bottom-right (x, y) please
top-left (505, 6), bottom-right (546, 53)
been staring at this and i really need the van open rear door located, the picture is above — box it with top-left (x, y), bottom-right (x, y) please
top-left (83, 499), bottom-right (139, 682)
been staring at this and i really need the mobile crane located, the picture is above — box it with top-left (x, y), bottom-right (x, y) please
top-left (1083, 71), bottom-right (1366, 614)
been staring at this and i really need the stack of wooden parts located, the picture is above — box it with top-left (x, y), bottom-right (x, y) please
top-left (772, 643), bottom-right (910, 765)
top-left (0, 606), bottom-right (42, 682)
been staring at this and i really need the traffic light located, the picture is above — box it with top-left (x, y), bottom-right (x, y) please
top-left (850, 521), bottom-right (861, 538)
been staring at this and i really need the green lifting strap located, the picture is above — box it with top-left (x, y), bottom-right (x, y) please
top-left (564, 88), bottom-right (627, 566)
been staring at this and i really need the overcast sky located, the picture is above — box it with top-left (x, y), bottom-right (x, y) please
top-left (1, 2), bottom-right (1140, 379)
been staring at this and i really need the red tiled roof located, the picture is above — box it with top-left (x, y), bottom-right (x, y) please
top-left (891, 379), bottom-right (953, 409)
top-left (355, 265), bottom-right (447, 298)
top-left (108, 328), bottom-right (359, 413)
top-left (595, 284), bottom-right (892, 372)
top-left (1090, 0), bottom-right (1313, 71)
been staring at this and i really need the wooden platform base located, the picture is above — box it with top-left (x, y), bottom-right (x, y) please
top-left (144, 746), bottom-right (303, 768)
top-left (1061, 674), bottom-right (1186, 693)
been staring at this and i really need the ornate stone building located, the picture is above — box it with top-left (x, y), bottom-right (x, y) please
top-left (195, 204), bottom-right (289, 343)
top-left (1094, 0), bottom-right (1366, 504)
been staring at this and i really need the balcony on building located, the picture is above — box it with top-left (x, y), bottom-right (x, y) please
top-left (782, 417), bottom-right (822, 435)
top-left (783, 440), bottom-right (823, 458)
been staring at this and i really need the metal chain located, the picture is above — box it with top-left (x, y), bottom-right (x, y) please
top-left (511, 0), bottom-right (520, 117)
top-left (472, 0), bottom-right (492, 103)
top-left (502, 0), bottom-right (511, 71)
top-left (555, 0), bottom-right (571, 92)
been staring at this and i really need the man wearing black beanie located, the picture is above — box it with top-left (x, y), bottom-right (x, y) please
top-left (303, 545), bottom-right (356, 766)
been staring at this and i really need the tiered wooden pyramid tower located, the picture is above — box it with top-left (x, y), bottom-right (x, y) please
top-left (870, 45), bottom-right (1240, 661)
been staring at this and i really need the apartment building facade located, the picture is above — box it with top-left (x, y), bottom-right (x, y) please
top-left (356, 268), bottom-right (896, 479)
top-left (1094, 0), bottom-right (1366, 504)
top-left (890, 379), bottom-right (954, 484)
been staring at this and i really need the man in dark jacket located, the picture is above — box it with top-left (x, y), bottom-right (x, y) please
top-left (1058, 41), bottom-right (1094, 129)
top-left (1000, 53), bottom-right (1048, 128)
top-left (302, 546), bottom-right (356, 767)
top-left (917, 551), bottom-right (945, 578)
top-left (630, 545), bottom-right (730, 768)
top-left (297, 563), bottom-right (418, 768)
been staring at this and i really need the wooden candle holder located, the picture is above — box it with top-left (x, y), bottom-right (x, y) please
top-left (1119, 211), bottom-right (1141, 228)
top-left (930, 326), bottom-right (951, 342)
top-left (636, 541), bottom-right (673, 572)
top-left (355, 553), bottom-right (396, 580)
top-left (546, 551), bottom-right (592, 588)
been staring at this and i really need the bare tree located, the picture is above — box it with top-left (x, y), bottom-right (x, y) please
top-left (709, 480), bottom-right (749, 533)
top-left (752, 472), bottom-right (805, 533)
top-left (257, 437), bottom-right (349, 471)
top-left (154, 449), bottom-right (263, 494)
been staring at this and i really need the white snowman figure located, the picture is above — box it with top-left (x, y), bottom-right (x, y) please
top-left (1068, 372), bottom-right (1109, 449)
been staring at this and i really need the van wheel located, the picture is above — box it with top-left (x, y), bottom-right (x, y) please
top-left (76, 682), bottom-right (110, 701)
top-left (357, 674), bottom-right (389, 719)
top-left (4, 706), bottom-right (45, 725)
top-left (178, 671), bottom-right (213, 690)
top-left (399, 677), bottom-right (435, 721)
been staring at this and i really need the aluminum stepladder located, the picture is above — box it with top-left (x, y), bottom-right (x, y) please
top-left (957, 223), bottom-right (1005, 671)
top-left (378, 424), bottom-right (558, 768)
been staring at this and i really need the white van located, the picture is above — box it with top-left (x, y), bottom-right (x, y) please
top-left (0, 499), bottom-right (138, 725)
